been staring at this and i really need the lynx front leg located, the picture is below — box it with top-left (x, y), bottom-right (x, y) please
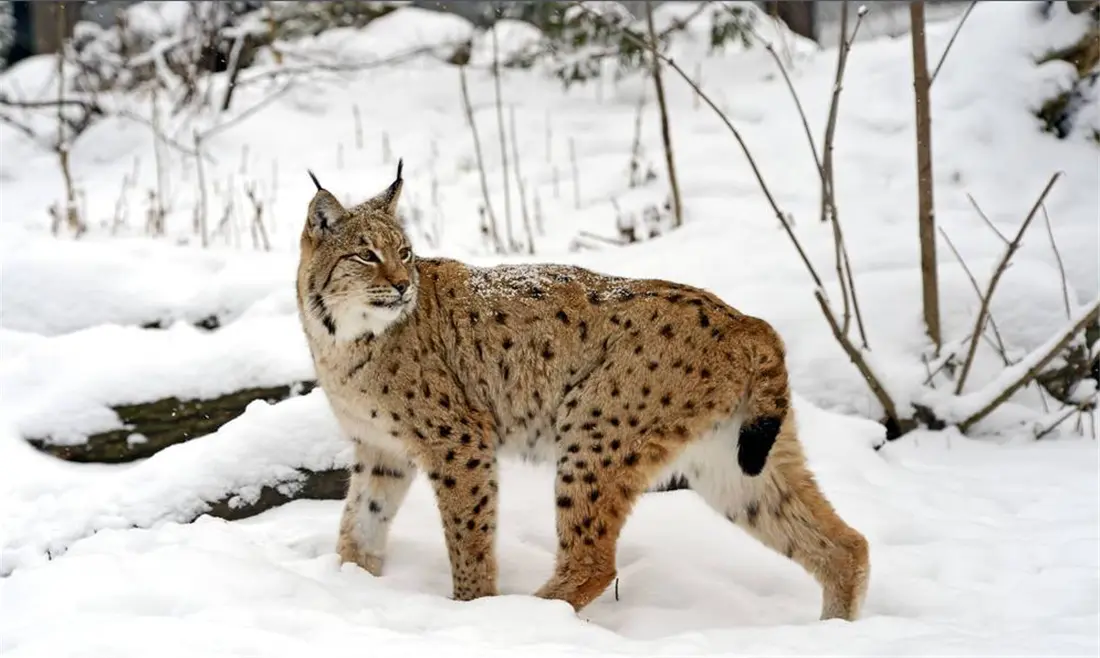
top-left (337, 441), bottom-right (416, 576)
top-left (424, 425), bottom-right (501, 601)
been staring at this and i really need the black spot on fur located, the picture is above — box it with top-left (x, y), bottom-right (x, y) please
top-left (351, 462), bottom-right (364, 474)
top-left (368, 500), bottom-right (382, 513)
top-left (556, 310), bottom-right (569, 324)
top-left (439, 425), bottom-right (453, 438)
top-left (579, 321), bottom-right (588, 342)
top-left (738, 416), bottom-right (782, 477)
top-left (587, 290), bottom-right (601, 305)
top-left (556, 495), bottom-right (574, 508)
top-left (698, 309), bottom-right (711, 328)
top-left (746, 500), bottom-right (760, 526)
top-left (370, 465), bottom-right (405, 479)
top-left (659, 324), bottom-right (674, 339)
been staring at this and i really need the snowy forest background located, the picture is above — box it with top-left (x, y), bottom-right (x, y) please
top-left (0, 1), bottom-right (1098, 656)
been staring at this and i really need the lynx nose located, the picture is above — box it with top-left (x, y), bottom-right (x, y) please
top-left (392, 281), bottom-right (409, 295)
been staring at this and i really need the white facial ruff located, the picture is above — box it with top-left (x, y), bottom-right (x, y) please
top-left (330, 299), bottom-right (409, 342)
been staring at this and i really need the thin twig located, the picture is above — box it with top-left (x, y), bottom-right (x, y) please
top-left (956, 173), bottom-right (1062, 394)
top-left (570, 137), bottom-right (580, 210)
top-left (244, 182), bottom-right (271, 251)
top-left (1040, 204), bottom-right (1073, 319)
top-left (966, 193), bottom-right (1009, 244)
top-left (457, 64), bottom-right (503, 254)
top-left (645, 0), bottom-right (683, 228)
top-left (490, 26), bottom-right (514, 251)
top-left (938, 226), bottom-right (1010, 365)
top-left (198, 80), bottom-right (294, 142)
top-left (193, 130), bottom-right (209, 248)
top-left (627, 85), bottom-right (647, 187)
top-left (930, 0), bottom-right (977, 86)
top-left (509, 106), bottom-right (535, 255)
top-left (815, 289), bottom-right (900, 423)
top-left (1034, 395), bottom-right (1097, 440)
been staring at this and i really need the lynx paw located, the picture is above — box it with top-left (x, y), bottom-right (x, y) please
top-left (337, 537), bottom-right (384, 576)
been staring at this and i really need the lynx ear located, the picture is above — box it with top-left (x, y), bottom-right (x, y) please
top-left (306, 170), bottom-right (347, 238)
top-left (369, 158), bottom-right (404, 215)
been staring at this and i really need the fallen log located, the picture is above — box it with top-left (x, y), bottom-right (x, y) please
top-left (205, 469), bottom-right (693, 522)
top-left (206, 467), bottom-right (349, 521)
top-left (26, 380), bottom-right (317, 463)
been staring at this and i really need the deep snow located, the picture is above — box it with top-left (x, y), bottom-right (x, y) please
top-left (1, 1), bottom-right (1097, 656)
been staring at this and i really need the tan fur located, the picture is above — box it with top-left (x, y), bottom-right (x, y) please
top-left (295, 165), bottom-right (870, 621)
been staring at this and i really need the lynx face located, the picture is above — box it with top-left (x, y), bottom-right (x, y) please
top-left (298, 162), bottom-right (417, 340)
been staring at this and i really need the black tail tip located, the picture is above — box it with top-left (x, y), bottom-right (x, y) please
top-left (737, 416), bottom-right (782, 477)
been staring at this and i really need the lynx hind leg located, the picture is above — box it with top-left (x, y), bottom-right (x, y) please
top-left (337, 441), bottom-right (417, 576)
top-left (692, 412), bottom-right (870, 621)
top-left (535, 432), bottom-right (653, 611)
top-left (537, 387), bottom-right (691, 610)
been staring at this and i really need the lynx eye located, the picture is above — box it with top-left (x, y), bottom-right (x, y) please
top-left (351, 250), bottom-right (380, 265)
top-left (398, 247), bottom-right (412, 262)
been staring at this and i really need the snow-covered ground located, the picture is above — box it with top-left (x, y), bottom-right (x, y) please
top-left (1, 2), bottom-right (1097, 656)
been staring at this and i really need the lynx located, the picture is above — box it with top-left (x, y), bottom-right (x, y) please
top-left (295, 163), bottom-right (870, 621)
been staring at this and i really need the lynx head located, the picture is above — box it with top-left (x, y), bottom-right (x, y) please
top-left (297, 160), bottom-right (418, 341)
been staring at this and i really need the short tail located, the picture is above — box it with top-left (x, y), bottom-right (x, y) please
top-left (737, 331), bottom-right (791, 477)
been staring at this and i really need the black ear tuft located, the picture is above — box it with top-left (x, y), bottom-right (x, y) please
top-left (395, 158), bottom-right (403, 183)
top-left (308, 169), bottom-right (323, 191)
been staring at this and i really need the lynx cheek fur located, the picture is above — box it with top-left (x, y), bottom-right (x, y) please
top-left (295, 163), bottom-right (870, 621)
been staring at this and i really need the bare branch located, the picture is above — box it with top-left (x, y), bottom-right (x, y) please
top-left (938, 226), bottom-right (1010, 365)
top-left (966, 192), bottom-right (1009, 244)
top-left (509, 106), bottom-right (535, 255)
top-left (198, 80), bottom-right (294, 143)
top-left (490, 26), bottom-right (515, 251)
top-left (821, 0), bottom-right (867, 225)
top-left (930, 0), bottom-right (977, 86)
top-left (1041, 203), bottom-right (1073, 319)
top-left (574, 0), bottom-right (900, 429)
top-left (569, 2), bottom-right (823, 289)
top-left (645, 0), bottom-right (684, 229)
top-left (1034, 394), bottom-right (1098, 440)
top-left (743, 6), bottom-right (868, 346)
top-left (814, 289), bottom-right (901, 423)
top-left (959, 297), bottom-right (1100, 432)
top-left (956, 172), bottom-right (1062, 394)
top-left (457, 63), bottom-right (503, 254)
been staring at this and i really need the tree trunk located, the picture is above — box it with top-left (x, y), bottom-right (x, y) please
top-left (27, 380), bottom-right (317, 463)
top-left (910, 1), bottom-right (941, 352)
top-left (644, 0), bottom-right (684, 228)
top-left (763, 1), bottom-right (817, 42)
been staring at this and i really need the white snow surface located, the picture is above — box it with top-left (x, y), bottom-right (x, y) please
top-left (1, 2), bottom-right (1098, 656)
